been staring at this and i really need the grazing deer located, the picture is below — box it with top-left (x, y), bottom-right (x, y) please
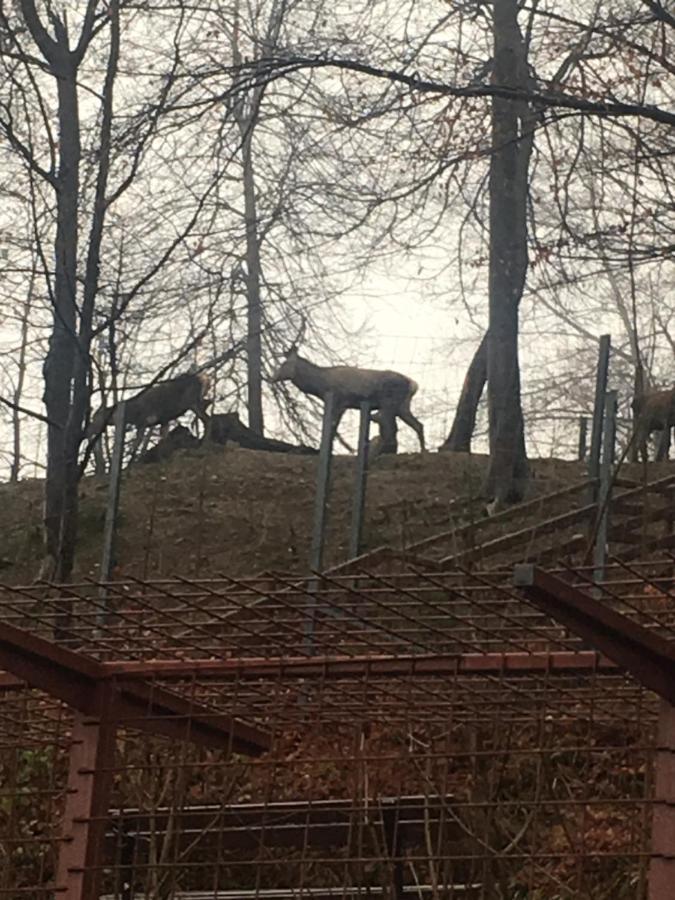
top-left (271, 326), bottom-right (424, 455)
top-left (631, 385), bottom-right (675, 462)
top-left (87, 372), bottom-right (211, 468)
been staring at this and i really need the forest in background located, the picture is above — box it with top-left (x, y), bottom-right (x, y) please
top-left (0, 0), bottom-right (672, 578)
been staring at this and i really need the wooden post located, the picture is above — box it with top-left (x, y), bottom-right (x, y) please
top-left (98, 402), bottom-right (125, 625)
top-left (593, 390), bottom-right (617, 584)
top-left (649, 700), bottom-right (675, 899)
top-left (57, 691), bottom-right (117, 900)
top-left (349, 401), bottom-right (371, 559)
top-left (588, 335), bottom-right (611, 497)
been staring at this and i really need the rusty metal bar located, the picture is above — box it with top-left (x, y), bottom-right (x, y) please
top-left (649, 699), bottom-right (675, 899)
top-left (56, 687), bottom-right (117, 900)
top-left (0, 618), bottom-right (269, 753)
top-left (100, 650), bottom-right (617, 681)
top-left (514, 565), bottom-right (675, 704)
top-left (348, 400), bottom-right (371, 559)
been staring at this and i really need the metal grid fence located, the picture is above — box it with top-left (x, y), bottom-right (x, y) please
top-left (0, 558), bottom-right (674, 899)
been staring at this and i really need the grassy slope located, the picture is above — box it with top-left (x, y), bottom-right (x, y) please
top-left (0, 445), bottom-right (599, 584)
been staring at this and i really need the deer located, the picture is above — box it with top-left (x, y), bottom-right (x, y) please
top-left (86, 371), bottom-right (211, 470)
top-left (631, 385), bottom-right (675, 462)
top-left (271, 321), bottom-right (424, 456)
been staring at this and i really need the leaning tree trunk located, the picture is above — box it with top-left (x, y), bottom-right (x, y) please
top-left (439, 332), bottom-right (488, 453)
top-left (484, 0), bottom-right (533, 507)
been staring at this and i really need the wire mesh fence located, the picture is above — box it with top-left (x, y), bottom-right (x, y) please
top-left (0, 558), bottom-right (674, 898)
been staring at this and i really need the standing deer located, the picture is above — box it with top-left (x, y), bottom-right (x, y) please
top-left (631, 385), bottom-right (675, 462)
top-left (87, 372), bottom-right (211, 469)
top-left (271, 327), bottom-right (424, 455)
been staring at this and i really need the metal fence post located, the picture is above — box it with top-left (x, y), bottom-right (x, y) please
top-left (56, 693), bottom-right (117, 900)
top-left (649, 699), bottom-right (675, 900)
top-left (593, 390), bottom-right (617, 585)
top-left (306, 392), bottom-right (336, 647)
top-left (578, 416), bottom-right (588, 461)
top-left (588, 334), bottom-right (611, 496)
top-left (98, 402), bottom-right (125, 625)
top-left (348, 401), bottom-right (371, 559)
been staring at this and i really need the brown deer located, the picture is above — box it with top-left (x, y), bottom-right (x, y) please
top-left (87, 372), bottom-right (211, 467)
top-left (631, 385), bottom-right (675, 462)
top-left (271, 329), bottom-right (424, 455)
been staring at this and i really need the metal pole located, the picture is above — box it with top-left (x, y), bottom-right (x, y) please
top-left (56, 696), bottom-right (117, 900)
top-left (588, 334), bottom-right (611, 494)
top-left (578, 415), bottom-right (588, 461)
top-left (309, 392), bottom-right (336, 574)
top-left (649, 699), bottom-right (675, 900)
top-left (306, 392), bottom-right (336, 647)
top-left (99, 402), bottom-right (125, 624)
top-left (593, 390), bottom-right (617, 585)
top-left (348, 401), bottom-right (371, 559)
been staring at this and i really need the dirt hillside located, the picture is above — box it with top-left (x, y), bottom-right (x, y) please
top-left (0, 445), bottom-right (670, 584)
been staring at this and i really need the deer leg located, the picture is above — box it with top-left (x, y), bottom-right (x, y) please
top-left (376, 406), bottom-right (398, 456)
top-left (398, 402), bottom-right (426, 452)
top-left (329, 404), bottom-right (345, 444)
top-left (92, 436), bottom-right (106, 476)
top-left (128, 427), bottom-right (145, 463)
top-left (656, 426), bottom-right (671, 461)
top-left (194, 399), bottom-right (212, 439)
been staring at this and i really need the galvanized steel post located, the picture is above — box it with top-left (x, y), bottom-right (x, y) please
top-left (593, 390), bottom-right (617, 584)
top-left (578, 415), bottom-right (588, 461)
top-left (348, 401), bottom-right (371, 559)
top-left (98, 401), bottom-right (125, 623)
top-left (306, 392), bottom-right (336, 646)
top-left (588, 334), bottom-right (611, 495)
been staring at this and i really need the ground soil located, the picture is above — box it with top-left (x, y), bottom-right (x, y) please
top-left (0, 445), bottom-right (672, 585)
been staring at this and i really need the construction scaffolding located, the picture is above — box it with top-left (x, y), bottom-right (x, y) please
top-left (1, 557), bottom-right (674, 899)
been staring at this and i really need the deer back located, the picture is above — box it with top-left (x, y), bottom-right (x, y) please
top-left (124, 373), bottom-right (209, 429)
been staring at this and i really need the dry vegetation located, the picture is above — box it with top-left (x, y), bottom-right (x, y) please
top-left (0, 446), bottom-right (611, 584)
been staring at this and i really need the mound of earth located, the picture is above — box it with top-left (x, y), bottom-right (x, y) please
top-left (0, 446), bottom-right (670, 584)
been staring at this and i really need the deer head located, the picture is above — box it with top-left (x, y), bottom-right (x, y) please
top-left (272, 316), bottom-right (306, 382)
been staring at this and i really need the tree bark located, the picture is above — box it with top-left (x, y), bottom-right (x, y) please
top-left (21, 0), bottom-right (116, 582)
top-left (42, 50), bottom-right (81, 573)
top-left (439, 332), bottom-right (488, 453)
top-left (242, 125), bottom-right (265, 435)
top-left (484, 0), bottom-right (533, 507)
top-left (10, 280), bottom-right (34, 483)
top-left (57, 1), bottom-right (120, 581)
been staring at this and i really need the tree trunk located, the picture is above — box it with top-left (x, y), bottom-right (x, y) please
top-left (242, 126), bottom-right (265, 435)
top-left (439, 332), bottom-right (488, 453)
top-left (10, 282), bottom-right (34, 483)
top-left (22, 1), bottom-right (116, 583)
top-left (43, 57), bottom-right (81, 576)
top-left (484, 0), bottom-right (533, 507)
top-left (57, 1), bottom-right (120, 581)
